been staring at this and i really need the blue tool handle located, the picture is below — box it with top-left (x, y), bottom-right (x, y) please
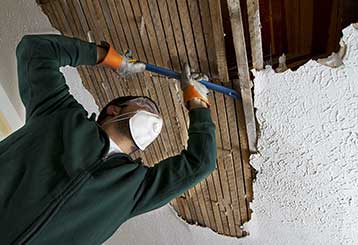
top-left (145, 63), bottom-right (181, 80)
top-left (145, 63), bottom-right (241, 100)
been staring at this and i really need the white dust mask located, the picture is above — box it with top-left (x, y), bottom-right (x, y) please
top-left (129, 110), bottom-right (163, 150)
top-left (103, 110), bottom-right (163, 150)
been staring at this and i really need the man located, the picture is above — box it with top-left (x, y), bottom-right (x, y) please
top-left (0, 34), bottom-right (216, 244)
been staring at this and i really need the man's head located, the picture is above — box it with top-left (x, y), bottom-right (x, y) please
top-left (97, 96), bottom-right (162, 154)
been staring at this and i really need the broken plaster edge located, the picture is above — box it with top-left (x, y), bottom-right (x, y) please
top-left (250, 23), bottom-right (358, 163)
top-left (167, 203), bottom-right (247, 240)
top-left (251, 23), bottom-right (358, 75)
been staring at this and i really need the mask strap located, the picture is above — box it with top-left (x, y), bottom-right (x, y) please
top-left (102, 111), bottom-right (139, 126)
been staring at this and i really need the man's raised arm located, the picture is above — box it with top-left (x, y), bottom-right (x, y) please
top-left (129, 65), bottom-right (217, 217)
top-left (16, 34), bottom-right (99, 120)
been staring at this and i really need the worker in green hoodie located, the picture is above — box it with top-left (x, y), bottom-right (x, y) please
top-left (0, 34), bottom-right (216, 245)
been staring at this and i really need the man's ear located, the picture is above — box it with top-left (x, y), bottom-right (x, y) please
top-left (106, 105), bottom-right (122, 116)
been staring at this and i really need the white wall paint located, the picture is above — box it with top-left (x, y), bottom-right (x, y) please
top-left (2, 1), bottom-right (358, 244)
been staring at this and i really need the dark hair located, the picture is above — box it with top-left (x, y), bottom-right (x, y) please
top-left (96, 95), bottom-right (159, 124)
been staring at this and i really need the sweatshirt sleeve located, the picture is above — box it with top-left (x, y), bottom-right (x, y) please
top-left (130, 108), bottom-right (217, 217)
top-left (16, 34), bottom-right (97, 121)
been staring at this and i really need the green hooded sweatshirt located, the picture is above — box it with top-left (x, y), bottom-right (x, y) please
top-left (0, 34), bottom-right (216, 244)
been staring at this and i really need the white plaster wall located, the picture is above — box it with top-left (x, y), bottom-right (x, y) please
top-left (243, 25), bottom-right (358, 245)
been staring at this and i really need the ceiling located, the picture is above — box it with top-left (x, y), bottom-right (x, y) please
top-left (35, 0), bottom-right (355, 239)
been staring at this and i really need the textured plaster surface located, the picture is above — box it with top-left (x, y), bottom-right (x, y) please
top-left (244, 25), bottom-right (358, 245)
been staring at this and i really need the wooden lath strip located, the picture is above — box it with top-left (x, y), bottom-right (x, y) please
top-left (208, 0), bottom-right (230, 82)
top-left (234, 84), bottom-right (254, 206)
top-left (227, 0), bottom-right (257, 154)
top-left (246, 0), bottom-right (264, 70)
top-left (225, 93), bottom-right (249, 224)
top-left (225, 0), bottom-right (255, 218)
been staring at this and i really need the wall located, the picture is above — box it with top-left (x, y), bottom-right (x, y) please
top-left (0, 0), bottom-right (98, 127)
top-left (0, 0), bottom-right (52, 122)
top-left (1, 1), bottom-right (358, 244)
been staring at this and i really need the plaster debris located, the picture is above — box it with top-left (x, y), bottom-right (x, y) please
top-left (87, 30), bottom-right (95, 43)
top-left (275, 53), bottom-right (288, 73)
top-left (317, 39), bottom-right (347, 68)
top-left (139, 16), bottom-right (145, 37)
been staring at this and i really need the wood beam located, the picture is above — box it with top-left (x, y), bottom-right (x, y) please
top-left (227, 0), bottom-right (257, 153)
top-left (246, 0), bottom-right (264, 70)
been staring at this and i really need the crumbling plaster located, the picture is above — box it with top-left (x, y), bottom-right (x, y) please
top-left (245, 24), bottom-right (358, 245)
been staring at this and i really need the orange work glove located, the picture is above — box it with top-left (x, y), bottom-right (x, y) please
top-left (180, 63), bottom-right (210, 109)
top-left (98, 41), bottom-right (145, 76)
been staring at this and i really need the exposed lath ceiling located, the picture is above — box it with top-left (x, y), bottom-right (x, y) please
top-left (36, 0), bottom-right (258, 237)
